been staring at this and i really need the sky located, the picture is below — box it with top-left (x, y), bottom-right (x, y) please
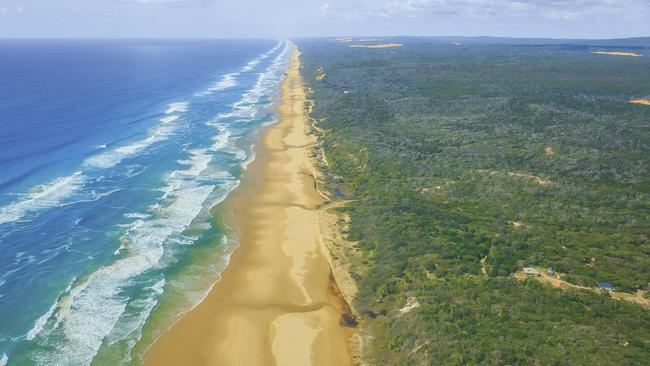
top-left (0, 0), bottom-right (648, 39)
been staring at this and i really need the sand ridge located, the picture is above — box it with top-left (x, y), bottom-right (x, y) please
top-left (143, 47), bottom-right (354, 366)
top-left (630, 99), bottom-right (650, 106)
top-left (348, 43), bottom-right (403, 49)
top-left (591, 51), bottom-right (642, 57)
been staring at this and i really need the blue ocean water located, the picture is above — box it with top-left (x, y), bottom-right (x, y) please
top-left (0, 39), bottom-right (291, 365)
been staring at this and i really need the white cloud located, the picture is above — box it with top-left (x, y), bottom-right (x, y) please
top-left (0, 4), bottom-right (25, 16)
top-left (318, 1), bottom-right (376, 22)
top-left (377, 0), bottom-right (648, 21)
top-left (118, 0), bottom-right (212, 6)
top-left (320, 2), bottom-right (331, 17)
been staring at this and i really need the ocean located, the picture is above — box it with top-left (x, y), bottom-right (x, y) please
top-left (0, 38), bottom-right (291, 365)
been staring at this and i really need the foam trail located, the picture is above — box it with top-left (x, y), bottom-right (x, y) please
top-left (0, 353), bottom-right (7, 366)
top-left (209, 125), bottom-right (231, 151)
top-left (0, 99), bottom-right (188, 224)
top-left (124, 213), bottom-right (150, 219)
top-left (160, 115), bottom-right (179, 124)
top-left (31, 150), bottom-right (236, 365)
top-left (241, 150), bottom-right (256, 170)
top-left (98, 279), bottom-right (166, 365)
top-left (26, 302), bottom-right (58, 341)
top-left (165, 102), bottom-right (188, 114)
top-left (209, 73), bottom-right (238, 92)
top-left (84, 122), bottom-right (176, 169)
top-left (241, 60), bottom-right (259, 73)
top-left (85, 100), bottom-right (186, 169)
top-left (241, 40), bottom-right (282, 72)
top-left (214, 40), bottom-right (291, 125)
top-left (0, 172), bottom-right (86, 225)
top-left (206, 40), bottom-right (291, 174)
top-left (196, 73), bottom-right (240, 96)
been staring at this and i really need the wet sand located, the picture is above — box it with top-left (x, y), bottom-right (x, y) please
top-left (143, 46), bottom-right (353, 366)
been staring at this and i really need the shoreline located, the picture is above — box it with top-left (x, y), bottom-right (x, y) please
top-left (143, 46), bottom-right (355, 365)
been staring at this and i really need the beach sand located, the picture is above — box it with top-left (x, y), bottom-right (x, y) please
top-left (591, 51), bottom-right (642, 57)
top-left (143, 47), bottom-right (354, 366)
top-left (348, 43), bottom-right (403, 49)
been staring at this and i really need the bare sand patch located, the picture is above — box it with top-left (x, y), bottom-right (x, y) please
top-left (399, 297), bottom-right (421, 315)
top-left (545, 146), bottom-right (556, 156)
top-left (349, 43), bottom-right (403, 49)
top-left (592, 51), bottom-right (642, 57)
top-left (510, 221), bottom-right (527, 229)
top-left (507, 172), bottom-right (552, 186)
top-left (315, 67), bottom-right (327, 81)
top-left (475, 169), bottom-right (552, 186)
top-left (515, 267), bottom-right (650, 309)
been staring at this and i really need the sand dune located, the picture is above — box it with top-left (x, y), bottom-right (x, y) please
top-left (591, 51), bottom-right (642, 57)
top-left (630, 99), bottom-right (650, 106)
top-left (349, 43), bottom-right (403, 49)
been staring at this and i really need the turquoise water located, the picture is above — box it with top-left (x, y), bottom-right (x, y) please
top-left (0, 39), bottom-right (291, 365)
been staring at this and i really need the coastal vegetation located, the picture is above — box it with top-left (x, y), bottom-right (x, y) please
top-left (298, 37), bottom-right (650, 365)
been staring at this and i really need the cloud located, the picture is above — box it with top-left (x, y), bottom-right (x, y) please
top-left (377, 0), bottom-right (648, 21)
top-left (320, 2), bottom-right (331, 17)
top-left (118, 0), bottom-right (213, 6)
top-left (0, 4), bottom-right (24, 16)
top-left (318, 1), bottom-right (385, 22)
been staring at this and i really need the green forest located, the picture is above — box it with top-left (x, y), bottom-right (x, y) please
top-left (297, 37), bottom-right (650, 365)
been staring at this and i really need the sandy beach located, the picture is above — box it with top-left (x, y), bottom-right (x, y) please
top-left (143, 46), bottom-right (354, 366)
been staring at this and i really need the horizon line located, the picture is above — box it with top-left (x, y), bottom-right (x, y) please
top-left (0, 35), bottom-right (648, 41)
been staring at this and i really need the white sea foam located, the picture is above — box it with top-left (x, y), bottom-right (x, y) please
top-left (188, 237), bottom-right (232, 305)
top-left (159, 115), bottom-right (179, 124)
top-left (241, 59), bottom-right (260, 72)
top-left (24, 277), bottom-right (76, 343)
top-left (124, 213), bottom-right (151, 219)
top-left (195, 73), bottom-right (240, 96)
top-left (262, 116), bottom-right (279, 127)
top-left (98, 278), bottom-right (166, 365)
top-left (26, 302), bottom-right (58, 340)
top-left (84, 124), bottom-right (175, 169)
top-left (86, 101), bottom-right (185, 169)
top-left (31, 145), bottom-right (236, 365)
top-left (210, 131), bottom-right (231, 151)
top-left (58, 189), bottom-right (120, 208)
top-left (209, 73), bottom-right (238, 92)
top-left (0, 353), bottom-right (7, 366)
top-left (241, 150), bottom-right (256, 170)
top-left (241, 40), bottom-right (282, 72)
top-left (165, 102), bottom-right (188, 114)
top-left (0, 172), bottom-right (86, 225)
top-left (206, 41), bottom-right (290, 171)
top-left (214, 40), bottom-right (291, 126)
